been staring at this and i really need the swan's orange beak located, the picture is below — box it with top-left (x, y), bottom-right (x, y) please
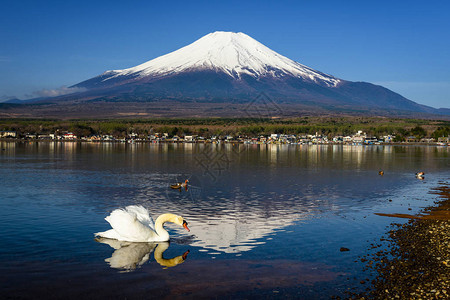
top-left (183, 220), bottom-right (190, 232)
top-left (182, 250), bottom-right (190, 260)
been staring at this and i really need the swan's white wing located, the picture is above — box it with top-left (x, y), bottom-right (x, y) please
top-left (95, 229), bottom-right (123, 241)
top-left (105, 208), bottom-right (157, 242)
top-left (125, 205), bottom-right (155, 231)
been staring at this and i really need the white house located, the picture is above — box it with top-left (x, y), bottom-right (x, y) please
top-left (0, 131), bottom-right (16, 138)
top-left (270, 134), bottom-right (280, 140)
top-left (343, 136), bottom-right (353, 143)
top-left (383, 135), bottom-right (395, 143)
top-left (184, 135), bottom-right (198, 142)
top-left (64, 132), bottom-right (77, 140)
top-left (352, 136), bottom-right (365, 144)
top-left (333, 136), bottom-right (343, 142)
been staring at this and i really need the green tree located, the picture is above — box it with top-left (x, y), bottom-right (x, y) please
top-left (410, 126), bottom-right (427, 138)
top-left (432, 126), bottom-right (449, 139)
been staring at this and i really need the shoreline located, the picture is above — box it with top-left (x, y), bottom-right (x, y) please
top-left (350, 184), bottom-right (450, 299)
top-left (1, 138), bottom-right (448, 147)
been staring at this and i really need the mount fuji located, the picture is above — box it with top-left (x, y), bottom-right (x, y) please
top-left (77, 31), bottom-right (341, 89)
top-left (8, 31), bottom-right (444, 118)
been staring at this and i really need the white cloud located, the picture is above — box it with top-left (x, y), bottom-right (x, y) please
top-left (32, 86), bottom-right (87, 98)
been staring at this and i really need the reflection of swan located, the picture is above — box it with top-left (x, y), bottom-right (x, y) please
top-left (96, 238), bottom-right (189, 271)
top-left (153, 242), bottom-right (189, 268)
top-left (95, 205), bottom-right (190, 242)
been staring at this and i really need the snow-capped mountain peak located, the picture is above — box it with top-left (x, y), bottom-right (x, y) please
top-left (102, 31), bottom-right (340, 87)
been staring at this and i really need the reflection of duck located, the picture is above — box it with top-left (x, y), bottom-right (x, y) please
top-left (171, 179), bottom-right (189, 191)
top-left (415, 172), bottom-right (425, 179)
top-left (95, 205), bottom-right (190, 242)
top-left (95, 238), bottom-right (189, 271)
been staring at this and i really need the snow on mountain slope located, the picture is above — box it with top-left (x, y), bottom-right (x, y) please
top-left (101, 31), bottom-right (340, 87)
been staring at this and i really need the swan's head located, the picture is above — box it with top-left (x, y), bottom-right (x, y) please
top-left (159, 214), bottom-right (191, 232)
top-left (172, 215), bottom-right (190, 232)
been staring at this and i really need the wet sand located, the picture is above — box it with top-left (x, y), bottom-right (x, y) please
top-left (349, 184), bottom-right (450, 299)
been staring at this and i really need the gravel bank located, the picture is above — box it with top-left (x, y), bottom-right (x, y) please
top-left (348, 184), bottom-right (450, 299)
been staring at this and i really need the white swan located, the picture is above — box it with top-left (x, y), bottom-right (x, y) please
top-left (95, 205), bottom-right (190, 242)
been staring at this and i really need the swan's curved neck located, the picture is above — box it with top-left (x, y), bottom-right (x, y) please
top-left (154, 242), bottom-right (186, 267)
top-left (154, 213), bottom-right (178, 241)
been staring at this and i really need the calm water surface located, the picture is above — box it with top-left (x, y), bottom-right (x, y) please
top-left (0, 142), bottom-right (448, 299)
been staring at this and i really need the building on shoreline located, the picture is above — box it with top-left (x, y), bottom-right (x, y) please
top-left (1, 130), bottom-right (449, 146)
top-left (1, 131), bottom-right (17, 138)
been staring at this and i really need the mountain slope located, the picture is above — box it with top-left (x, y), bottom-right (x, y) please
top-left (13, 31), bottom-right (441, 117)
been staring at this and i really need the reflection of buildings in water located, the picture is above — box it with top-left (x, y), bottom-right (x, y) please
top-left (306, 145), bottom-right (330, 167)
top-left (382, 145), bottom-right (393, 154)
top-left (435, 145), bottom-right (450, 154)
top-left (100, 142), bottom-right (113, 153)
top-left (307, 145), bottom-right (318, 164)
top-left (59, 141), bottom-right (77, 163)
top-left (96, 238), bottom-right (188, 272)
top-left (155, 143), bottom-right (170, 154)
top-left (342, 145), bottom-right (364, 168)
top-left (0, 141), bottom-right (16, 153)
top-left (47, 141), bottom-right (55, 154)
top-left (183, 143), bottom-right (194, 153)
top-left (268, 144), bottom-right (279, 164)
top-left (172, 143), bottom-right (181, 151)
top-left (331, 145), bottom-right (340, 156)
top-left (258, 144), bottom-right (267, 156)
top-left (63, 141), bottom-right (77, 154)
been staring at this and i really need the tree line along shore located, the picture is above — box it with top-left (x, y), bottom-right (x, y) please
top-left (0, 117), bottom-right (449, 143)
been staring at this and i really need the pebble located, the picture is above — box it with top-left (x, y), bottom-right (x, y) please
top-left (345, 185), bottom-right (450, 299)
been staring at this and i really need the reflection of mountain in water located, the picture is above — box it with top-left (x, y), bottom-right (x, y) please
top-left (152, 186), bottom-right (333, 254)
top-left (96, 238), bottom-right (188, 271)
top-left (186, 206), bottom-right (307, 253)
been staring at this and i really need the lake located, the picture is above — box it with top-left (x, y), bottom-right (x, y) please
top-left (0, 142), bottom-right (448, 299)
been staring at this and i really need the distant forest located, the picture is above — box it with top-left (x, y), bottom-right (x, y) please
top-left (1, 117), bottom-right (449, 141)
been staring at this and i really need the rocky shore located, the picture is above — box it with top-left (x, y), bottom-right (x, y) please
top-left (349, 184), bottom-right (450, 299)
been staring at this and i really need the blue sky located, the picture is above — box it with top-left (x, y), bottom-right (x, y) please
top-left (1, 0), bottom-right (449, 108)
